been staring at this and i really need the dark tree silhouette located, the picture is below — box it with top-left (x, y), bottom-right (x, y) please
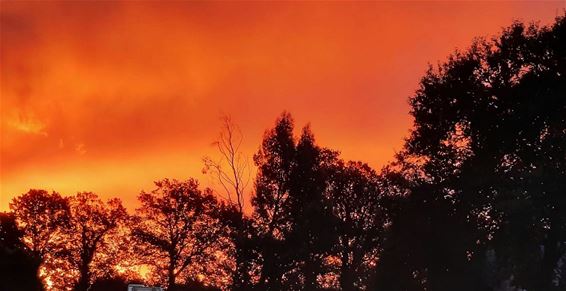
top-left (213, 204), bottom-right (257, 291)
top-left (252, 113), bottom-right (340, 290)
top-left (131, 179), bottom-right (228, 289)
top-left (0, 212), bottom-right (43, 291)
top-left (285, 126), bottom-right (338, 290)
top-left (59, 192), bottom-right (128, 291)
top-left (9, 189), bottom-right (70, 290)
top-left (203, 115), bottom-right (251, 214)
top-left (376, 15), bottom-right (566, 291)
top-left (252, 112), bottom-right (298, 290)
top-left (203, 116), bottom-right (255, 290)
top-left (326, 161), bottom-right (388, 291)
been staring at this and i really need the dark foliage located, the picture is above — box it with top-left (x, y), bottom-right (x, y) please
top-left (376, 15), bottom-right (566, 291)
top-left (0, 212), bottom-right (43, 291)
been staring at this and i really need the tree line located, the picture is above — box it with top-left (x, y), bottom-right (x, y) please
top-left (1, 15), bottom-right (565, 291)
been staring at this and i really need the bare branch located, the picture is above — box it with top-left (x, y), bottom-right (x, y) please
top-left (202, 115), bottom-right (252, 215)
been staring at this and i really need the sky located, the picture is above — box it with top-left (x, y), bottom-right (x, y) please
top-left (1, 1), bottom-right (564, 211)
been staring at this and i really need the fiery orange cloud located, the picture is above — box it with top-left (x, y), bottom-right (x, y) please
top-left (1, 1), bottom-right (564, 210)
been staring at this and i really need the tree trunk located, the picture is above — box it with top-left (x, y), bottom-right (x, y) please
top-left (233, 237), bottom-right (252, 290)
top-left (303, 256), bottom-right (318, 290)
top-left (74, 260), bottom-right (90, 291)
top-left (260, 244), bottom-right (282, 291)
top-left (231, 218), bottom-right (253, 290)
top-left (32, 258), bottom-right (45, 291)
top-left (340, 249), bottom-right (355, 291)
top-left (168, 264), bottom-right (177, 291)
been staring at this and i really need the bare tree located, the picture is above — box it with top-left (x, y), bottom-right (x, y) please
top-left (203, 115), bottom-right (252, 214)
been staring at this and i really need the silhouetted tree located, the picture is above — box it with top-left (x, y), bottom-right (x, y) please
top-left (216, 204), bottom-right (257, 291)
top-left (376, 15), bottom-right (566, 291)
top-left (131, 179), bottom-right (228, 289)
top-left (203, 115), bottom-right (252, 214)
top-left (326, 161), bottom-right (387, 291)
top-left (252, 112), bottom-right (298, 290)
top-left (286, 126), bottom-right (338, 290)
top-left (252, 113), bottom-right (340, 290)
top-left (203, 115), bottom-right (255, 290)
top-left (9, 189), bottom-right (70, 290)
top-left (0, 212), bottom-right (43, 291)
top-left (56, 192), bottom-right (128, 291)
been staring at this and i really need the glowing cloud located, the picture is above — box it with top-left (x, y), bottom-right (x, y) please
top-left (1, 1), bottom-right (564, 210)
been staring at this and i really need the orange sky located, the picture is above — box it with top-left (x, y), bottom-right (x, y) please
top-left (1, 1), bottom-right (564, 211)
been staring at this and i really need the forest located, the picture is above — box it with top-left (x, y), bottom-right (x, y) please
top-left (1, 15), bottom-right (565, 291)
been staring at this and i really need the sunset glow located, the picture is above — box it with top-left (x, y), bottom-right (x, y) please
top-left (1, 1), bottom-right (564, 210)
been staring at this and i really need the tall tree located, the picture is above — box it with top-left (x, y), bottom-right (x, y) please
top-left (131, 179), bottom-right (227, 290)
top-left (286, 126), bottom-right (338, 290)
top-left (252, 113), bottom-right (338, 290)
top-left (376, 15), bottom-right (566, 290)
top-left (9, 189), bottom-right (70, 290)
top-left (252, 112), bottom-right (297, 290)
top-left (203, 115), bottom-right (251, 214)
top-left (202, 116), bottom-right (255, 290)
